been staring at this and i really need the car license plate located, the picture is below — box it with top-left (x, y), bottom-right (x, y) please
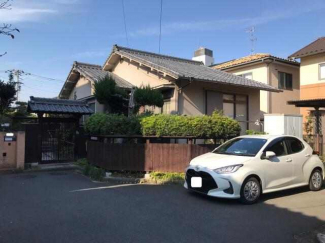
top-left (191, 177), bottom-right (202, 188)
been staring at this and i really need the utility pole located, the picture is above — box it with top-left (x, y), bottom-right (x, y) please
top-left (6, 69), bottom-right (28, 102)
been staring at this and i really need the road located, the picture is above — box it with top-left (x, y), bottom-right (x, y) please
top-left (0, 171), bottom-right (324, 243)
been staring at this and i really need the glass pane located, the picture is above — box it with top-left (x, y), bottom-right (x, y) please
top-left (236, 103), bottom-right (247, 121)
top-left (223, 94), bottom-right (234, 102)
top-left (278, 72), bottom-right (285, 89)
top-left (223, 102), bottom-right (234, 118)
top-left (286, 73), bottom-right (293, 89)
top-left (244, 73), bottom-right (252, 79)
top-left (320, 64), bottom-right (325, 79)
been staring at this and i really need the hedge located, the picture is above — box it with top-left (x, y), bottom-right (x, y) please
top-left (141, 112), bottom-right (241, 137)
top-left (85, 111), bottom-right (241, 138)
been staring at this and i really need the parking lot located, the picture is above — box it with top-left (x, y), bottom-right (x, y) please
top-left (0, 171), bottom-right (324, 243)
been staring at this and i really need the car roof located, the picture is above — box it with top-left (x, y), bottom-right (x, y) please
top-left (238, 135), bottom-right (301, 140)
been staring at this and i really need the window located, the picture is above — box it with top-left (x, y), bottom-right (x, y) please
top-left (162, 100), bottom-right (171, 114)
top-left (238, 73), bottom-right (253, 80)
top-left (213, 138), bottom-right (267, 157)
top-left (264, 139), bottom-right (288, 157)
top-left (285, 138), bottom-right (304, 154)
top-left (320, 63), bottom-right (325, 80)
top-left (278, 72), bottom-right (293, 90)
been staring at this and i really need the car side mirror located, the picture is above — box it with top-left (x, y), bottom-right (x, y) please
top-left (265, 151), bottom-right (276, 159)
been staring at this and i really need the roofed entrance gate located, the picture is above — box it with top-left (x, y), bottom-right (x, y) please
top-left (26, 97), bottom-right (93, 164)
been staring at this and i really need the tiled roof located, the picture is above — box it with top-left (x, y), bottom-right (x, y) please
top-left (212, 53), bottom-right (299, 70)
top-left (106, 45), bottom-right (280, 92)
top-left (289, 37), bottom-right (325, 58)
top-left (28, 96), bottom-right (94, 114)
top-left (59, 61), bottom-right (134, 99)
top-left (288, 98), bottom-right (325, 107)
top-left (73, 62), bottom-right (133, 89)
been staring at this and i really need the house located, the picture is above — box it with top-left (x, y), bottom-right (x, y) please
top-left (59, 45), bottom-right (280, 132)
top-left (288, 37), bottom-right (325, 125)
top-left (211, 53), bottom-right (300, 117)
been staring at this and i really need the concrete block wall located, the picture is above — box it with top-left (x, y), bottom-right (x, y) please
top-left (0, 132), bottom-right (25, 171)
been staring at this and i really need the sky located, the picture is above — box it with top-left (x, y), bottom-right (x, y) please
top-left (0, 0), bottom-right (324, 102)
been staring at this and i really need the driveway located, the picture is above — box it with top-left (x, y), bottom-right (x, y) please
top-left (0, 171), bottom-right (324, 243)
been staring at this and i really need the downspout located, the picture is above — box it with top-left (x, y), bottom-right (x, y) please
top-left (176, 77), bottom-right (193, 115)
top-left (262, 58), bottom-right (275, 114)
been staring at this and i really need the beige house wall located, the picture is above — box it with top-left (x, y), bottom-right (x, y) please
top-left (220, 61), bottom-right (300, 116)
top-left (0, 132), bottom-right (25, 171)
top-left (111, 59), bottom-right (172, 88)
top-left (69, 76), bottom-right (92, 100)
top-left (223, 63), bottom-right (268, 115)
top-left (300, 53), bottom-right (325, 86)
top-left (178, 81), bottom-right (261, 131)
top-left (269, 63), bottom-right (300, 114)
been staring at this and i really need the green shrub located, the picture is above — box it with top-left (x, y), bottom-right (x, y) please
top-left (150, 172), bottom-right (185, 184)
top-left (75, 158), bottom-right (88, 167)
top-left (141, 111), bottom-right (241, 137)
top-left (246, 130), bottom-right (266, 135)
top-left (89, 166), bottom-right (105, 181)
top-left (83, 164), bottom-right (92, 176)
top-left (85, 113), bottom-right (141, 135)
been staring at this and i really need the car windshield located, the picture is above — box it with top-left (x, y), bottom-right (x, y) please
top-left (213, 138), bottom-right (268, 157)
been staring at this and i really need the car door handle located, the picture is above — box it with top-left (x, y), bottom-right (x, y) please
top-left (286, 159), bottom-right (292, 162)
top-left (305, 154), bottom-right (311, 157)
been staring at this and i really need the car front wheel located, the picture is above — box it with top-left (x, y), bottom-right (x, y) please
top-left (240, 177), bottom-right (261, 205)
top-left (309, 169), bottom-right (323, 191)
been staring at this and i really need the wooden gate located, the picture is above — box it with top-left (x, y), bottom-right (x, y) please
top-left (25, 118), bottom-right (86, 164)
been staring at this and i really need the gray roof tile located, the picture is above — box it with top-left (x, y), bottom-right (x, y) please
top-left (28, 96), bottom-right (94, 114)
top-left (110, 45), bottom-right (281, 92)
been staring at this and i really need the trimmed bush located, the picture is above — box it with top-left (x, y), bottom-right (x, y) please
top-left (85, 111), bottom-right (241, 137)
top-left (141, 111), bottom-right (241, 137)
top-left (85, 113), bottom-right (141, 135)
top-left (89, 166), bottom-right (105, 181)
top-left (246, 130), bottom-right (266, 135)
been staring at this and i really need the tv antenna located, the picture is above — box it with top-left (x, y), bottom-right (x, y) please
top-left (246, 26), bottom-right (257, 55)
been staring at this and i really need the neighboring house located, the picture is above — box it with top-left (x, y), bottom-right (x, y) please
top-left (59, 45), bottom-right (280, 132)
top-left (211, 53), bottom-right (300, 117)
top-left (289, 37), bottom-right (325, 127)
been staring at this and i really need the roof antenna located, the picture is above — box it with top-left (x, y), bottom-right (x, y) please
top-left (246, 26), bottom-right (257, 55)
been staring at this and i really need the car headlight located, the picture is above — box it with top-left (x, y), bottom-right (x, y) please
top-left (214, 164), bottom-right (243, 174)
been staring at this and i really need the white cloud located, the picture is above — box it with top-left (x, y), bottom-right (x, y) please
top-left (0, 7), bottom-right (57, 23)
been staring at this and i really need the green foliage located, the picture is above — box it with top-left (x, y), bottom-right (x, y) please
top-left (12, 101), bottom-right (29, 117)
top-left (93, 75), bottom-right (128, 114)
top-left (246, 130), bottom-right (267, 135)
top-left (141, 111), bottom-right (241, 137)
top-left (134, 85), bottom-right (164, 110)
top-left (85, 113), bottom-right (141, 135)
top-left (150, 172), bottom-right (185, 184)
top-left (0, 79), bottom-right (16, 115)
top-left (75, 158), bottom-right (88, 167)
top-left (89, 166), bottom-right (105, 181)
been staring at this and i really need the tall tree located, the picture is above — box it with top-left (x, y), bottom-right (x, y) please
top-left (0, 79), bottom-right (16, 115)
top-left (1, 0), bottom-right (20, 57)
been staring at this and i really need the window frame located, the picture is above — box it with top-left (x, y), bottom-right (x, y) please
top-left (278, 71), bottom-right (293, 90)
top-left (284, 137), bottom-right (304, 155)
top-left (319, 63), bottom-right (325, 80)
top-left (263, 137), bottom-right (289, 158)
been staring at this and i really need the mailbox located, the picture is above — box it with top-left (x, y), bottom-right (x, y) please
top-left (4, 133), bottom-right (16, 142)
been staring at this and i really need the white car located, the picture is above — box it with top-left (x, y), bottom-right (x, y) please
top-left (184, 135), bottom-right (324, 204)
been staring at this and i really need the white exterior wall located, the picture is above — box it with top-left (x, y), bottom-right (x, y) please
top-left (264, 114), bottom-right (303, 138)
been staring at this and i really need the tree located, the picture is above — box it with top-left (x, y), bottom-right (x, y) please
top-left (133, 85), bottom-right (164, 113)
top-left (0, 79), bottom-right (16, 115)
top-left (1, 0), bottom-right (20, 57)
top-left (93, 75), bottom-right (128, 114)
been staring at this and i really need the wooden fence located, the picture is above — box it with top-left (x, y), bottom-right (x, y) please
top-left (87, 136), bottom-right (227, 172)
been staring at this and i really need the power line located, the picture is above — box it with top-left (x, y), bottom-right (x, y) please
top-left (121, 0), bottom-right (129, 47)
top-left (158, 0), bottom-right (163, 53)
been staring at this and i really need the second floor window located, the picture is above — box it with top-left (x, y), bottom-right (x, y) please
top-left (238, 72), bottom-right (252, 80)
top-left (320, 63), bottom-right (325, 80)
top-left (278, 72), bottom-right (293, 90)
